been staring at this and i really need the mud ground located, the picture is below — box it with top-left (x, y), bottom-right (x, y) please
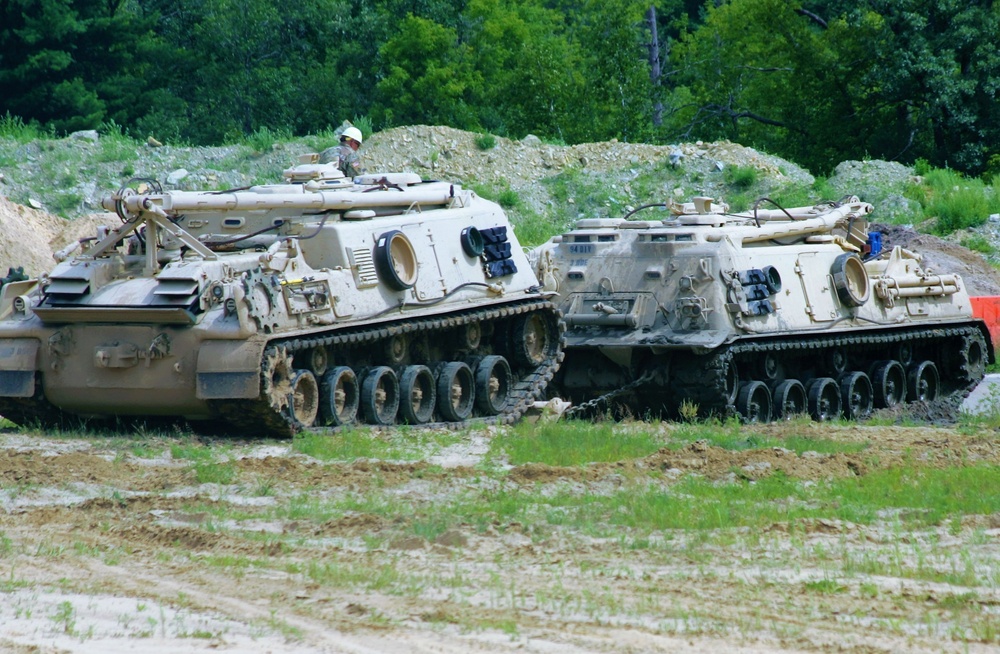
top-left (1, 420), bottom-right (999, 654)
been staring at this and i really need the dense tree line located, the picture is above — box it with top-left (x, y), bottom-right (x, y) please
top-left (1, 0), bottom-right (998, 175)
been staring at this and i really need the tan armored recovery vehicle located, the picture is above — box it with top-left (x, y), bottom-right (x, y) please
top-left (531, 196), bottom-right (991, 421)
top-left (0, 158), bottom-right (563, 436)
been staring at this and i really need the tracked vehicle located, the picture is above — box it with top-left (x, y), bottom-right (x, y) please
top-left (531, 196), bottom-right (991, 422)
top-left (0, 157), bottom-right (563, 436)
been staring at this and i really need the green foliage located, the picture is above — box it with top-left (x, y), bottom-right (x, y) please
top-left (292, 428), bottom-right (459, 462)
top-left (0, 112), bottom-right (51, 141)
top-left (509, 206), bottom-right (564, 247)
top-left (961, 234), bottom-right (996, 255)
top-left (908, 168), bottom-right (1000, 234)
top-left (914, 158), bottom-right (933, 176)
top-left (352, 116), bottom-right (374, 141)
top-left (374, 15), bottom-right (480, 129)
top-left (243, 126), bottom-right (292, 154)
top-left (192, 461), bottom-right (237, 485)
top-left (475, 133), bottom-right (497, 150)
top-left (723, 165), bottom-right (758, 190)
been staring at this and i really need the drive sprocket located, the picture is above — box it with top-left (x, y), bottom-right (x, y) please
top-left (261, 345), bottom-right (295, 413)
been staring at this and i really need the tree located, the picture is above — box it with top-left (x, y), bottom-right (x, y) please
top-left (373, 14), bottom-right (480, 129)
top-left (1, 0), bottom-right (103, 131)
top-left (669, 0), bottom-right (873, 172)
top-left (808, 0), bottom-right (1000, 173)
top-left (563, 0), bottom-right (654, 142)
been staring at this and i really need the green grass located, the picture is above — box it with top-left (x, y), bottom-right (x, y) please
top-left (534, 465), bottom-right (1000, 534)
top-left (292, 428), bottom-right (460, 462)
top-left (241, 126), bottom-right (292, 154)
top-left (666, 418), bottom-right (867, 455)
top-left (510, 205), bottom-right (564, 246)
top-left (490, 420), bottom-right (663, 466)
top-left (201, 456), bottom-right (1000, 544)
top-left (905, 167), bottom-right (1000, 233)
top-left (475, 133), bottom-right (497, 150)
top-left (961, 234), bottom-right (996, 255)
top-left (0, 112), bottom-right (52, 141)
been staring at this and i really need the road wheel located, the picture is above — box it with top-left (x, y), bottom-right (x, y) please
top-left (735, 381), bottom-right (772, 423)
top-left (474, 355), bottom-right (512, 416)
top-left (399, 365), bottom-right (436, 424)
top-left (807, 377), bottom-right (841, 421)
top-left (771, 379), bottom-right (806, 420)
top-left (869, 360), bottom-right (905, 409)
top-left (839, 371), bottom-right (873, 420)
top-left (436, 361), bottom-right (475, 422)
top-left (907, 361), bottom-right (940, 402)
top-left (289, 370), bottom-right (319, 428)
top-left (320, 366), bottom-right (359, 426)
top-left (262, 346), bottom-right (295, 414)
top-left (361, 366), bottom-right (399, 425)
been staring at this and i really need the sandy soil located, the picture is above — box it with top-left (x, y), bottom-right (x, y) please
top-left (1, 422), bottom-right (998, 653)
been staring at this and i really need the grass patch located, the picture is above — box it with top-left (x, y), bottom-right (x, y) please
top-left (292, 428), bottom-right (459, 462)
top-left (905, 167), bottom-right (1000, 233)
top-left (238, 462), bottom-right (1000, 543)
top-left (510, 205), bottom-right (564, 246)
top-left (191, 460), bottom-right (237, 485)
top-left (241, 126), bottom-right (292, 154)
top-left (961, 234), bottom-right (996, 255)
top-left (475, 133), bottom-right (497, 150)
top-left (491, 420), bottom-right (663, 466)
top-left (0, 112), bottom-right (52, 141)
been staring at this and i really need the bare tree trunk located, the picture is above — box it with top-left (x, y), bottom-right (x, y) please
top-left (647, 5), bottom-right (663, 127)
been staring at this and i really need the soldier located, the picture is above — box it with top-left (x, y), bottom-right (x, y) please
top-left (319, 126), bottom-right (364, 178)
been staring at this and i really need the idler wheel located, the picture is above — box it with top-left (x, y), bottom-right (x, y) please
top-left (399, 365), bottom-right (436, 425)
top-left (436, 361), bottom-right (475, 422)
top-left (320, 366), bottom-right (359, 426)
top-left (869, 360), bottom-right (905, 409)
top-left (735, 381), bottom-right (772, 423)
top-left (361, 366), bottom-right (400, 425)
top-left (906, 361), bottom-right (940, 402)
top-left (474, 355), bottom-right (512, 416)
top-left (807, 377), bottom-right (841, 421)
top-left (771, 379), bottom-right (807, 420)
top-left (289, 370), bottom-right (320, 428)
top-left (838, 371), bottom-right (873, 420)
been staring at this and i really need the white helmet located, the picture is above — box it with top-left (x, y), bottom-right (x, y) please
top-left (341, 126), bottom-right (363, 144)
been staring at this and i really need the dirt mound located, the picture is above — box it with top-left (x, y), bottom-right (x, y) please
top-left (362, 125), bottom-right (814, 189)
top-left (0, 194), bottom-right (115, 276)
top-left (876, 223), bottom-right (1000, 296)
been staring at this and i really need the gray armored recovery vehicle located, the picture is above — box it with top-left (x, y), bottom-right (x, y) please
top-left (0, 157), bottom-right (563, 436)
top-left (530, 196), bottom-right (991, 421)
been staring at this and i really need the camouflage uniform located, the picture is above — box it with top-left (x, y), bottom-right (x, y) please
top-left (318, 143), bottom-right (362, 178)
